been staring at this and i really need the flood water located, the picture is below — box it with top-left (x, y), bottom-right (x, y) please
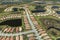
top-left (0, 19), bottom-right (22, 27)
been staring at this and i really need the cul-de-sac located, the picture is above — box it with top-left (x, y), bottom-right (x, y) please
top-left (0, 0), bottom-right (60, 40)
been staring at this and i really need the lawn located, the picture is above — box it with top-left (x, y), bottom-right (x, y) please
top-left (0, 8), bottom-right (26, 33)
top-left (34, 15), bottom-right (60, 40)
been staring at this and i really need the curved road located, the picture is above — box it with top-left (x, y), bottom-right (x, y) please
top-left (0, 7), bottom-right (43, 40)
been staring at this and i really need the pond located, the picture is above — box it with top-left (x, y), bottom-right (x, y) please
top-left (56, 11), bottom-right (60, 14)
top-left (40, 18), bottom-right (60, 31)
top-left (13, 8), bottom-right (18, 12)
top-left (2, 2), bottom-right (20, 4)
top-left (32, 9), bottom-right (46, 13)
top-left (0, 19), bottom-right (22, 27)
top-left (56, 38), bottom-right (60, 40)
top-left (52, 6), bottom-right (59, 9)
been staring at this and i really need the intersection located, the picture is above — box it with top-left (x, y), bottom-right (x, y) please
top-left (0, 1), bottom-right (60, 40)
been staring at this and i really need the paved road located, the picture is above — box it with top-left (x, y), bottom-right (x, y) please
top-left (35, 6), bottom-right (54, 16)
top-left (0, 7), bottom-right (35, 36)
top-left (0, 30), bottom-right (34, 36)
top-left (31, 1), bottom-right (60, 4)
top-left (0, 6), bottom-right (43, 40)
top-left (24, 7), bottom-right (43, 40)
top-left (0, 7), bottom-right (42, 38)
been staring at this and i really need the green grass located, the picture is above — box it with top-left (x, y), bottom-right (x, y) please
top-left (34, 16), bottom-right (47, 31)
top-left (34, 15), bottom-right (60, 40)
top-left (0, 10), bottom-right (24, 33)
top-left (0, 8), bottom-right (5, 13)
top-left (28, 5), bottom-right (35, 10)
top-left (21, 15), bottom-right (26, 32)
top-left (24, 35), bottom-right (28, 40)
